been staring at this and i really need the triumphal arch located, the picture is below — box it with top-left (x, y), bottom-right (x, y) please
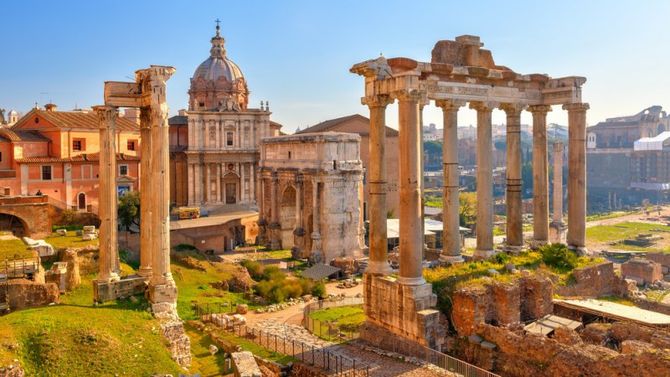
top-left (351, 35), bottom-right (588, 350)
top-left (92, 65), bottom-right (179, 318)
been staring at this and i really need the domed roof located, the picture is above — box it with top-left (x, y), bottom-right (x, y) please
top-left (193, 56), bottom-right (243, 82)
top-left (192, 23), bottom-right (244, 83)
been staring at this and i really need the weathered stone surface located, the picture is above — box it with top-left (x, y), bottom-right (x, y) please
top-left (580, 323), bottom-right (611, 345)
top-left (0, 364), bottom-right (24, 377)
top-left (519, 274), bottom-right (554, 321)
top-left (231, 351), bottom-right (262, 377)
top-left (93, 276), bottom-right (147, 303)
top-left (553, 327), bottom-right (582, 346)
top-left (452, 286), bottom-right (489, 336)
top-left (621, 258), bottom-right (662, 285)
top-left (160, 320), bottom-right (191, 368)
top-left (227, 267), bottom-right (254, 293)
top-left (491, 282), bottom-right (520, 326)
top-left (236, 304), bottom-right (248, 315)
top-left (555, 262), bottom-right (626, 297)
top-left (1, 279), bottom-right (59, 310)
top-left (63, 248), bottom-right (81, 290)
top-left (620, 340), bottom-right (655, 355)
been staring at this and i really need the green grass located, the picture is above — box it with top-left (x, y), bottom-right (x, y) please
top-left (0, 238), bottom-right (33, 262)
top-left (185, 323), bottom-right (230, 377)
top-left (598, 295), bottom-right (636, 306)
top-left (171, 251), bottom-right (252, 320)
top-left (249, 249), bottom-right (292, 261)
top-left (586, 210), bottom-right (638, 222)
top-left (212, 329), bottom-right (295, 364)
top-left (425, 199), bottom-right (443, 208)
top-left (45, 231), bottom-right (99, 251)
top-left (645, 290), bottom-right (670, 303)
top-left (308, 305), bottom-right (365, 325)
top-left (0, 273), bottom-right (181, 376)
top-left (586, 222), bottom-right (670, 252)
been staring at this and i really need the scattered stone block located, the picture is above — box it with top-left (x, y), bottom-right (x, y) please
top-left (621, 258), bottom-right (663, 285)
top-left (56, 229), bottom-right (68, 236)
top-left (480, 341), bottom-right (496, 350)
top-left (231, 351), bottom-right (262, 377)
top-left (208, 344), bottom-right (219, 355)
top-left (236, 304), bottom-right (248, 315)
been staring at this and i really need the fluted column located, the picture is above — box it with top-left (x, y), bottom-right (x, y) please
top-left (204, 163), bottom-right (211, 203)
top-left (138, 107), bottom-right (153, 280)
top-left (94, 105), bottom-right (120, 282)
top-left (550, 141), bottom-right (566, 243)
top-left (529, 105), bottom-right (552, 246)
top-left (564, 103), bottom-right (589, 253)
top-left (310, 177), bottom-right (323, 262)
top-left (139, 66), bottom-right (176, 295)
top-left (435, 100), bottom-right (465, 263)
top-left (362, 95), bottom-right (393, 275)
top-left (396, 89), bottom-right (425, 285)
top-left (187, 163), bottom-right (195, 206)
top-left (501, 103), bottom-right (524, 252)
top-left (471, 101), bottom-right (496, 259)
top-left (270, 171), bottom-right (281, 250)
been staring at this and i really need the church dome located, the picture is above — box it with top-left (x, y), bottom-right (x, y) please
top-left (189, 22), bottom-right (249, 112)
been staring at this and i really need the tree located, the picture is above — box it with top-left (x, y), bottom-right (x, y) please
top-left (459, 192), bottom-right (477, 228)
top-left (118, 191), bottom-right (140, 231)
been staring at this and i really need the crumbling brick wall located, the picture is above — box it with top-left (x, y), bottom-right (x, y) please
top-left (519, 274), bottom-right (553, 321)
top-left (621, 258), bottom-right (662, 284)
top-left (1, 279), bottom-right (59, 310)
top-left (555, 262), bottom-right (626, 297)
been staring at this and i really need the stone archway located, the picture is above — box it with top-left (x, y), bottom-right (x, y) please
top-left (280, 186), bottom-right (296, 249)
top-left (0, 213), bottom-right (28, 237)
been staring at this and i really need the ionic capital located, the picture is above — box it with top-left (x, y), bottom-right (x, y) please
top-left (562, 102), bottom-right (590, 113)
top-left (391, 89), bottom-right (426, 103)
top-left (469, 101), bottom-right (498, 112)
top-left (527, 104), bottom-right (553, 115)
top-left (93, 105), bottom-right (118, 129)
top-left (435, 99), bottom-right (466, 112)
top-left (499, 103), bottom-right (525, 116)
top-left (361, 95), bottom-right (393, 109)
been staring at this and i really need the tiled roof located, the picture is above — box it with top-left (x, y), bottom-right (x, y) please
top-left (0, 128), bottom-right (48, 142)
top-left (297, 114), bottom-right (399, 136)
top-left (15, 153), bottom-right (139, 163)
top-left (16, 109), bottom-right (139, 132)
top-left (168, 115), bottom-right (188, 126)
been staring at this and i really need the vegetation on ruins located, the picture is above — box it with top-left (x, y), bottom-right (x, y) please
top-left (240, 260), bottom-right (326, 303)
top-left (586, 221), bottom-right (670, 252)
top-left (44, 231), bottom-right (98, 251)
top-left (0, 236), bottom-right (32, 262)
top-left (425, 191), bottom-right (478, 228)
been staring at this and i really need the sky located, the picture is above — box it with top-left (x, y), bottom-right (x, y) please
top-left (1, 0), bottom-right (669, 133)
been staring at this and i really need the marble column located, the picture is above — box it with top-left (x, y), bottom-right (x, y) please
top-left (529, 105), bottom-right (552, 247)
top-left (94, 105), bottom-right (120, 282)
top-left (362, 95), bottom-right (393, 275)
top-left (501, 103), bottom-right (524, 252)
top-left (270, 171), bottom-right (281, 250)
top-left (138, 107), bottom-right (153, 280)
top-left (241, 163), bottom-right (246, 203)
top-left (250, 163), bottom-right (256, 205)
top-left (204, 163), bottom-right (211, 203)
top-left (216, 163), bottom-right (221, 203)
top-left (187, 163), bottom-right (195, 206)
top-left (396, 90), bottom-right (425, 285)
top-left (471, 101), bottom-right (495, 259)
top-left (564, 103), bottom-right (589, 253)
top-left (436, 100), bottom-right (464, 263)
top-left (138, 66), bottom-right (177, 303)
top-left (310, 178), bottom-right (323, 262)
top-left (550, 141), bottom-right (567, 243)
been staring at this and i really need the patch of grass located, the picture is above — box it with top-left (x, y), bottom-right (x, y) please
top-left (586, 210), bottom-right (637, 222)
top-left (0, 274), bottom-right (181, 376)
top-left (307, 305), bottom-right (365, 341)
top-left (249, 249), bottom-right (293, 261)
top-left (185, 323), bottom-right (230, 377)
top-left (645, 290), bottom-right (670, 303)
top-left (598, 295), bottom-right (636, 306)
top-left (45, 231), bottom-right (98, 251)
top-left (0, 238), bottom-right (33, 262)
top-left (171, 253), bottom-right (251, 320)
top-left (586, 222), bottom-right (670, 246)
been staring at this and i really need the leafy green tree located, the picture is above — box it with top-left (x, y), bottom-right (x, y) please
top-left (459, 192), bottom-right (477, 228)
top-left (118, 191), bottom-right (140, 231)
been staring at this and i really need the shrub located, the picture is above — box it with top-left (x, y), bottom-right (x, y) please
top-left (175, 243), bottom-right (198, 252)
top-left (240, 260), bottom-right (265, 281)
top-left (540, 243), bottom-right (577, 272)
top-left (311, 281), bottom-right (327, 299)
top-left (493, 252), bottom-right (511, 264)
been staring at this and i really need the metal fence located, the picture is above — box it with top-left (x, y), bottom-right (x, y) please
top-left (302, 297), bottom-right (365, 342)
top-left (228, 324), bottom-right (370, 377)
top-left (192, 301), bottom-right (239, 317)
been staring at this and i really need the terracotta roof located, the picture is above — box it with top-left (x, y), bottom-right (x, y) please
top-left (15, 109), bottom-right (138, 132)
top-left (0, 128), bottom-right (49, 142)
top-left (15, 152), bottom-right (139, 163)
top-left (168, 115), bottom-right (188, 126)
top-left (297, 114), bottom-right (399, 136)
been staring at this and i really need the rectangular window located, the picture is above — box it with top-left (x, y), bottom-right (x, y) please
top-left (41, 165), bottom-right (52, 180)
top-left (0, 151), bottom-right (2, 162)
top-left (226, 131), bottom-right (234, 146)
top-left (127, 140), bottom-right (136, 151)
top-left (119, 165), bottom-right (128, 176)
top-left (72, 138), bottom-right (85, 151)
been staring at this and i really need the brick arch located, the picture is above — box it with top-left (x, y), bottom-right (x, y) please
top-left (0, 204), bottom-right (52, 239)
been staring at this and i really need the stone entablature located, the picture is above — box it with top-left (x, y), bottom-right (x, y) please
top-left (258, 132), bottom-right (365, 263)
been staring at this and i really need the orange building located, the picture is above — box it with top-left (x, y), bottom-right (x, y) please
top-left (0, 104), bottom-right (140, 212)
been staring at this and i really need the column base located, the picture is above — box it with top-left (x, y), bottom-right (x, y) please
top-left (366, 260), bottom-right (393, 275)
top-left (438, 254), bottom-right (464, 264)
top-left (503, 245), bottom-right (523, 254)
top-left (98, 272), bottom-right (121, 283)
top-left (568, 244), bottom-right (588, 256)
top-left (397, 276), bottom-right (426, 286)
top-left (473, 249), bottom-right (495, 260)
top-left (530, 239), bottom-right (549, 250)
top-left (149, 276), bottom-right (178, 319)
top-left (92, 275), bottom-right (147, 303)
top-left (549, 222), bottom-right (567, 244)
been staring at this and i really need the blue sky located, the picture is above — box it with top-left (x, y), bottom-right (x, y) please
top-left (1, 0), bottom-right (669, 132)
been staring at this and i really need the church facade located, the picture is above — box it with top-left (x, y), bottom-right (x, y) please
top-left (169, 25), bottom-right (281, 209)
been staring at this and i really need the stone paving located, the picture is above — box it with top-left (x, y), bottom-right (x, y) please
top-left (250, 320), bottom-right (456, 377)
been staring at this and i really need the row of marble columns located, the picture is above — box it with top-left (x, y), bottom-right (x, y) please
top-left (187, 162), bottom-right (256, 205)
top-left (95, 67), bottom-right (176, 299)
top-left (365, 92), bottom-right (589, 282)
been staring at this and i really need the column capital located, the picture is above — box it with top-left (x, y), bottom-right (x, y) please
top-left (499, 103), bottom-right (525, 116)
top-left (93, 105), bottom-right (118, 128)
top-left (391, 89), bottom-right (426, 103)
top-left (435, 99), bottom-right (466, 111)
top-left (562, 102), bottom-right (590, 112)
top-left (469, 101), bottom-right (498, 112)
top-left (362, 95), bottom-right (393, 108)
top-left (527, 104), bottom-right (553, 114)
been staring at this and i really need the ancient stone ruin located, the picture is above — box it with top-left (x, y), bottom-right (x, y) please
top-left (350, 35), bottom-right (589, 352)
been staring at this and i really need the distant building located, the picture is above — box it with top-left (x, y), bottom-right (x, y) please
top-left (423, 123), bottom-right (441, 141)
top-left (0, 104), bottom-right (140, 211)
top-left (587, 106), bottom-right (670, 211)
